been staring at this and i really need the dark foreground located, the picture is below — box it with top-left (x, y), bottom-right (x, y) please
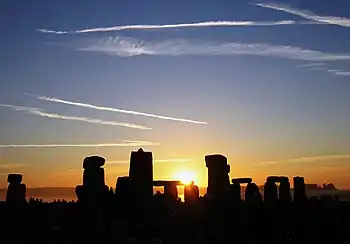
top-left (1, 151), bottom-right (350, 244)
top-left (1, 195), bottom-right (350, 244)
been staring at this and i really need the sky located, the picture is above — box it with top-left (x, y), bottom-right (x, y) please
top-left (1, 0), bottom-right (350, 189)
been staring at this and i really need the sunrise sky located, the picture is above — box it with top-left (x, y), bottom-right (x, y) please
top-left (1, 0), bottom-right (350, 189)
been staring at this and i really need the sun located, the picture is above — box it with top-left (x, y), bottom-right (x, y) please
top-left (173, 170), bottom-right (196, 185)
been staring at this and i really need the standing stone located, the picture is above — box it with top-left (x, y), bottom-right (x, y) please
top-left (6, 174), bottom-right (26, 206)
top-left (205, 154), bottom-right (230, 198)
top-left (75, 156), bottom-right (108, 204)
top-left (129, 148), bottom-right (153, 200)
top-left (164, 182), bottom-right (178, 200)
top-left (231, 178), bottom-right (252, 201)
top-left (184, 181), bottom-right (199, 203)
top-left (293, 176), bottom-right (307, 203)
top-left (245, 182), bottom-right (261, 203)
top-left (264, 177), bottom-right (278, 204)
top-left (279, 177), bottom-right (292, 204)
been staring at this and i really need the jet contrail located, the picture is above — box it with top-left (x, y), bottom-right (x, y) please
top-left (254, 2), bottom-right (350, 28)
top-left (296, 63), bottom-right (325, 68)
top-left (36, 20), bottom-right (317, 34)
top-left (0, 104), bottom-right (152, 130)
top-left (29, 94), bottom-right (208, 124)
top-left (0, 140), bottom-right (159, 148)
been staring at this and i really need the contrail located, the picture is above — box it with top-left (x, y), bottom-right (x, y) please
top-left (36, 20), bottom-right (315, 34)
top-left (296, 63), bottom-right (325, 68)
top-left (0, 140), bottom-right (159, 148)
top-left (0, 104), bottom-right (152, 130)
top-left (29, 94), bottom-right (208, 124)
top-left (77, 36), bottom-right (350, 61)
top-left (254, 2), bottom-right (350, 28)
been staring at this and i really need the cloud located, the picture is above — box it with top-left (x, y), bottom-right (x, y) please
top-left (254, 2), bottom-right (350, 28)
top-left (27, 94), bottom-right (208, 124)
top-left (0, 140), bottom-right (159, 148)
top-left (77, 36), bottom-right (350, 61)
top-left (36, 20), bottom-right (314, 35)
top-left (330, 71), bottom-right (350, 76)
top-left (305, 67), bottom-right (350, 77)
top-left (296, 63), bottom-right (325, 68)
top-left (0, 104), bottom-right (151, 130)
top-left (107, 158), bottom-right (193, 164)
top-left (0, 163), bottom-right (29, 169)
top-left (257, 154), bottom-right (350, 166)
top-left (288, 155), bottom-right (350, 163)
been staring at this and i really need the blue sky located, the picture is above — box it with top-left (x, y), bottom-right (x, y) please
top-left (1, 0), bottom-right (350, 188)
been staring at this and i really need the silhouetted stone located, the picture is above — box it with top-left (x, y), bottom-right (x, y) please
top-left (115, 176), bottom-right (134, 200)
top-left (83, 167), bottom-right (105, 189)
top-left (83, 156), bottom-right (105, 169)
top-left (264, 176), bottom-right (278, 204)
top-left (293, 176), bottom-right (307, 203)
top-left (279, 177), bottom-right (292, 203)
top-left (205, 154), bottom-right (230, 198)
top-left (6, 174), bottom-right (26, 206)
top-left (75, 156), bottom-right (108, 204)
top-left (7, 174), bottom-right (23, 184)
top-left (231, 178), bottom-right (252, 184)
top-left (164, 182), bottom-right (178, 200)
top-left (129, 148), bottom-right (153, 200)
top-left (230, 178), bottom-right (253, 201)
top-left (245, 182), bottom-right (261, 203)
top-left (184, 182), bottom-right (199, 203)
top-left (153, 180), bottom-right (182, 200)
top-left (229, 182), bottom-right (241, 201)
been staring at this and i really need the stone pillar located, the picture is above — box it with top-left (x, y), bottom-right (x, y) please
top-left (264, 177), bottom-right (278, 204)
top-left (205, 154), bottom-right (230, 198)
top-left (184, 182), bottom-right (199, 203)
top-left (293, 176), bottom-right (307, 203)
top-left (129, 148), bottom-right (153, 200)
top-left (6, 174), bottom-right (26, 206)
top-left (245, 182), bottom-right (261, 203)
top-left (279, 177), bottom-right (292, 204)
top-left (164, 182), bottom-right (178, 200)
top-left (75, 156), bottom-right (108, 204)
top-left (231, 178), bottom-right (253, 201)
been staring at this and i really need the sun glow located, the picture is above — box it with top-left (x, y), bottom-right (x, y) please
top-left (173, 170), bottom-right (196, 185)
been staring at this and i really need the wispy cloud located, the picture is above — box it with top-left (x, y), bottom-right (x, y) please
top-left (77, 36), bottom-right (350, 61)
top-left (0, 163), bottom-right (29, 168)
top-left (296, 63), bottom-right (325, 68)
top-left (0, 104), bottom-right (151, 130)
top-left (328, 70), bottom-right (350, 76)
top-left (257, 154), bottom-right (350, 166)
top-left (107, 158), bottom-right (193, 164)
top-left (288, 155), bottom-right (350, 163)
top-left (299, 65), bottom-right (350, 77)
top-left (27, 94), bottom-right (207, 125)
top-left (36, 20), bottom-right (314, 35)
top-left (0, 140), bottom-right (159, 148)
top-left (254, 2), bottom-right (350, 28)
